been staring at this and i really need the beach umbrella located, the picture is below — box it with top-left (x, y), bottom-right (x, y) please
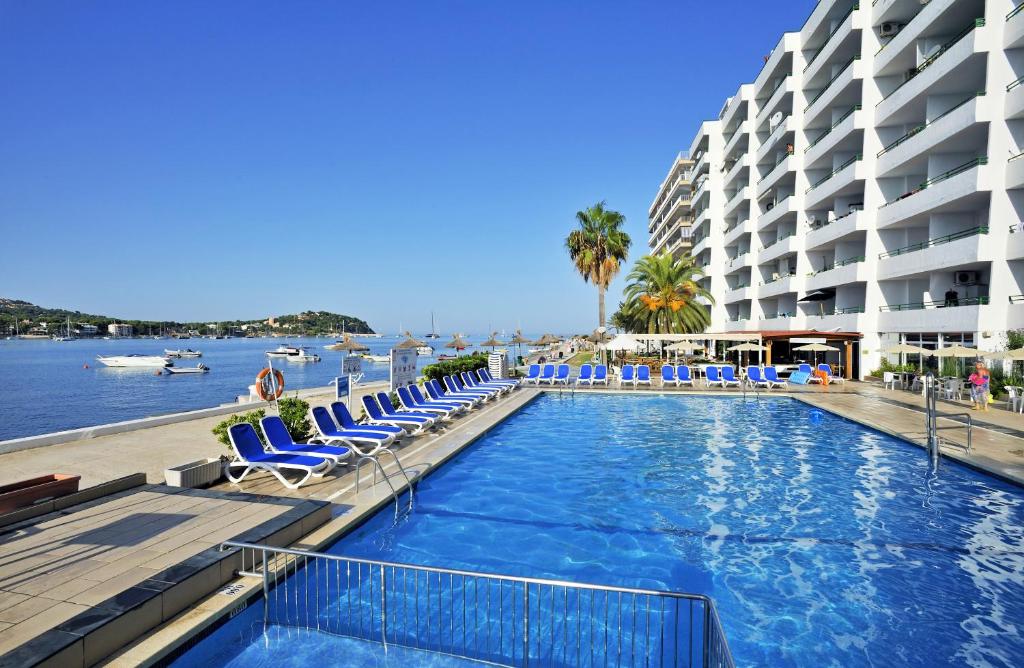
top-left (793, 342), bottom-right (839, 369)
top-left (880, 342), bottom-right (928, 370)
top-left (479, 331), bottom-right (503, 349)
top-left (445, 334), bottom-right (471, 356)
top-left (509, 329), bottom-right (531, 365)
top-left (727, 342), bottom-right (765, 369)
top-left (587, 329), bottom-right (612, 344)
top-left (929, 344), bottom-right (981, 376)
top-left (667, 340), bottom-right (704, 363)
top-left (394, 331), bottom-right (427, 349)
top-left (325, 334), bottom-right (369, 353)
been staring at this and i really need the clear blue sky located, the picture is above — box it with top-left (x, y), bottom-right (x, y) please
top-left (0, 0), bottom-right (816, 335)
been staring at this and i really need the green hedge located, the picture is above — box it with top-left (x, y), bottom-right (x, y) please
top-left (212, 395), bottom-right (311, 450)
top-left (421, 352), bottom-right (490, 383)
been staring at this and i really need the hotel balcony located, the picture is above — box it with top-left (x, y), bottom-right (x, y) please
top-left (692, 207), bottom-right (712, 230)
top-left (723, 121), bottom-right (751, 161)
top-left (720, 86), bottom-right (752, 130)
top-left (1008, 3), bottom-right (1024, 49)
top-left (803, 309), bottom-right (865, 333)
top-left (804, 155), bottom-right (864, 210)
top-left (723, 217), bottom-right (754, 246)
top-left (873, 0), bottom-right (970, 76)
top-left (803, 56), bottom-right (863, 127)
top-left (724, 186), bottom-right (751, 220)
top-left (805, 209), bottom-right (865, 251)
top-left (757, 194), bottom-right (798, 230)
top-left (755, 76), bottom-right (794, 129)
top-left (759, 233), bottom-right (800, 264)
top-left (756, 115), bottom-right (796, 163)
top-left (754, 34), bottom-right (796, 100)
top-left (723, 155), bottom-right (752, 192)
top-left (757, 154), bottom-right (797, 194)
top-left (876, 158), bottom-right (990, 229)
top-left (877, 300), bottom-right (991, 333)
top-left (725, 251), bottom-right (754, 275)
top-left (759, 313), bottom-right (802, 329)
top-left (803, 4), bottom-right (861, 86)
top-left (804, 105), bottom-right (863, 168)
top-left (1005, 224), bottom-right (1024, 260)
top-left (876, 226), bottom-right (990, 280)
top-left (875, 19), bottom-right (988, 126)
top-left (876, 93), bottom-right (987, 177)
top-left (724, 285), bottom-right (754, 304)
top-left (1009, 155), bottom-right (1024, 191)
top-left (1008, 77), bottom-right (1024, 120)
top-left (691, 232), bottom-right (711, 257)
top-left (805, 256), bottom-right (867, 291)
top-left (759, 273), bottom-right (802, 299)
top-left (803, 0), bottom-right (859, 42)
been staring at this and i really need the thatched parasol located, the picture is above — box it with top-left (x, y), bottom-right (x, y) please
top-left (325, 334), bottom-right (369, 352)
top-left (479, 332), bottom-right (503, 349)
top-left (394, 331), bottom-right (427, 349)
top-left (445, 334), bottom-right (471, 355)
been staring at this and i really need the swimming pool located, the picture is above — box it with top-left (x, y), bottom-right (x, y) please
top-left (175, 393), bottom-right (1024, 666)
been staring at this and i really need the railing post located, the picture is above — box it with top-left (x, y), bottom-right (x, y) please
top-left (380, 564), bottom-right (388, 648)
top-left (702, 601), bottom-right (711, 668)
top-left (262, 547), bottom-right (269, 626)
top-left (523, 582), bottom-right (530, 666)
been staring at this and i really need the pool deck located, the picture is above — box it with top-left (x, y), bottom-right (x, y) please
top-left (3, 379), bottom-right (1024, 665)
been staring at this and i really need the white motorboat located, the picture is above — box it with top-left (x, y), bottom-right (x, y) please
top-left (288, 348), bottom-right (321, 363)
top-left (361, 354), bottom-right (390, 363)
top-left (96, 354), bottom-right (171, 368)
top-left (164, 363), bottom-right (210, 374)
top-left (266, 345), bottom-right (302, 358)
top-left (165, 348), bottom-right (202, 358)
top-left (417, 346), bottom-right (434, 356)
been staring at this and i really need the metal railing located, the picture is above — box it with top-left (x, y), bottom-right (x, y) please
top-left (876, 92), bottom-right (984, 157)
top-left (806, 154), bottom-right (861, 192)
top-left (804, 55), bottom-right (859, 111)
top-left (1009, 3), bottom-right (1024, 20)
top-left (1010, 294), bottom-right (1024, 304)
top-left (877, 225), bottom-right (987, 259)
top-left (879, 296), bottom-right (989, 311)
top-left (805, 105), bottom-right (860, 152)
top-left (878, 19), bottom-right (985, 105)
top-left (808, 255), bottom-right (864, 275)
top-left (220, 540), bottom-right (735, 668)
top-left (924, 373), bottom-right (974, 471)
top-left (803, 3), bottom-right (859, 71)
top-left (880, 158), bottom-right (988, 207)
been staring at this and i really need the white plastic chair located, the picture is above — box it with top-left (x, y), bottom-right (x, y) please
top-left (943, 379), bottom-right (962, 401)
top-left (883, 371), bottom-right (897, 390)
top-left (1005, 386), bottom-right (1022, 413)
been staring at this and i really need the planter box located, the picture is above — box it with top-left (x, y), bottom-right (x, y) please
top-left (0, 474), bottom-right (81, 514)
top-left (165, 458), bottom-right (224, 488)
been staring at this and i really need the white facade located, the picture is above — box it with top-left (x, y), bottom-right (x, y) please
top-left (649, 152), bottom-right (696, 258)
top-left (107, 323), bottom-right (133, 337)
top-left (653, 0), bottom-right (1024, 377)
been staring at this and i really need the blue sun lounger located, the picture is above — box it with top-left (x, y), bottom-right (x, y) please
top-left (636, 365), bottom-right (652, 387)
top-left (309, 406), bottom-right (397, 449)
top-left (577, 364), bottom-right (594, 385)
top-left (593, 364), bottom-right (609, 385)
top-left (705, 366), bottom-right (725, 388)
top-left (362, 394), bottom-right (433, 434)
top-left (620, 364), bottom-right (636, 387)
top-left (676, 365), bottom-right (694, 387)
top-left (523, 364), bottom-right (542, 385)
top-left (552, 364), bottom-right (570, 385)
top-left (376, 392), bottom-right (439, 424)
top-left (661, 365), bottom-right (677, 386)
top-left (478, 368), bottom-right (519, 388)
top-left (538, 364), bottom-right (556, 385)
top-left (746, 366), bottom-right (771, 389)
top-left (817, 364), bottom-right (843, 383)
top-left (799, 363), bottom-right (822, 383)
top-left (763, 366), bottom-right (788, 388)
top-left (720, 366), bottom-right (742, 387)
top-left (260, 416), bottom-right (351, 467)
top-left (397, 385), bottom-right (462, 418)
top-left (461, 371), bottom-right (510, 394)
top-left (424, 380), bottom-right (481, 408)
top-left (330, 401), bottom-right (404, 439)
top-left (447, 375), bottom-right (498, 399)
top-left (226, 422), bottom-right (333, 490)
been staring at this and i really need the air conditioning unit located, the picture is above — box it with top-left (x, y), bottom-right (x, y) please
top-left (769, 111), bottom-right (783, 130)
top-left (880, 22), bottom-right (903, 38)
top-left (954, 271), bottom-right (981, 286)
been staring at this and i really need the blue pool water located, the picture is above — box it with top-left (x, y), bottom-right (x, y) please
top-left (176, 394), bottom-right (1024, 667)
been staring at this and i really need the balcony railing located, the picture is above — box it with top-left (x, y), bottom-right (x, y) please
top-left (807, 206), bottom-right (861, 231)
top-left (833, 306), bottom-right (865, 314)
top-left (757, 151), bottom-right (793, 184)
top-left (756, 77), bottom-right (789, 118)
top-left (808, 255), bottom-right (864, 275)
top-left (877, 19), bottom-right (985, 105)
top-left (1009, 4), bottom-right (1024, 20)
top-left (762, 231), bottom-right (795, 250)
top-left (880, 157), bottom-right (987, 206)
top-left (1008, 76), bottom-right (1024, 92)
top-left (761, 312), bottom-right (795, 320)
top-left (806, 154), bottom-right (861, 192)
top-left (804, 55), bottom-right (860, 111)
top-left (880, 296), bottom-right (989, 312)
top-left (876, 92), bottom-right (985, 157)
top-left (760, 270), bottom-right (797, 286)
top-left (805, 105), bottom-right (860, 152)
top-left (1010, 294), bottom-right (1024, 304)
top-left (804, 4), bottom-right (859, 71)
top-left (877, 226), bottom-right (988, 259)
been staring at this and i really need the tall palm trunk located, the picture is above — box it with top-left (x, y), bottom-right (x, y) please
top-left (598, 284), bottom-right (606, 329)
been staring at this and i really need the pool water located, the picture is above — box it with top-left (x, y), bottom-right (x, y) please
top-left (176, 394), bottom-right (1024, 667)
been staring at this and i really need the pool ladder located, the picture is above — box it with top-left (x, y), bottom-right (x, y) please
top-left (354, 449), bottom-right (415, 520)
top-left (923, 373), bottom-right (973, 470)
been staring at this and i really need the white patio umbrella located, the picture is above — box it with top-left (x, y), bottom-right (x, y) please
top-left (605, 334), bottom-right (642, 352)
top-left (929, 344), bottom-right (981, 376)
top-left (727, 342), bottom-right (766, 368)
top-left (880, 343), bottom-right (928, 370)
top-left (667, 340), bottom-right (705, 363)
top-left (793, 342), bottom-right (839, 370)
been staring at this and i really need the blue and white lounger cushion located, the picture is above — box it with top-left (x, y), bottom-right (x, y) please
top-left (260, 416), bottom-right (352, 466)
top-left (576, 364), bottom-right (594, 385)
top-left (538, 365), bottom-right (556, 385)
top-left (362, 394), bottom-right (433, 434)
top-left (309, 406), bottom-right (397, 448)
top-left (330, 401), bottom-right (404, 439)
top-left (763, 366), bottom-right (788, 388)
top-left (523, 364), bottom-right (542, 385)
top-left (592, 365), bottom-right (609, 385)
top-left (676, 365), bottom-right (694, 387)
top-left (620, 365), bottom-right (636, 387)
top-left (661, 365), bottom-right (677, 386)
top-left (552, 364), bottom-right (570, 385)
top-left (636, 365), bottom-right (652, 386)
top-left (720, 367), bottom-right (742, 387)
top-left (705, 366), bottom-right (725, 388)
top-left (226, 422), bottom-right (333, 490)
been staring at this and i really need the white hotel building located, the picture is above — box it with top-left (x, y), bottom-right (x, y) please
top-left (650, 0), bottom-right (1024, 377)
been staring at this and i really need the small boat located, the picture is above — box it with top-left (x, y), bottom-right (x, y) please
top-left (417, 346), bottom-right (434, 356)
top-left (361, 354), bottom-right (390, 363)
top-left (165, 348), bottom-right (202, 358)
top-left (266, 345), bottom-right (302, 358)
top-left (96, 354), bottom-right (171, 368)
top-left (288, 348), bottom-right (321, 363)
top-left (164, 363), bottom-right (210, 374)
top-left (436, 354), bottom-right (458, 361)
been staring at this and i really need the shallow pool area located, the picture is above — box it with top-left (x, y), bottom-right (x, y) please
top-left (175, 393), bottom-right (1024, 667)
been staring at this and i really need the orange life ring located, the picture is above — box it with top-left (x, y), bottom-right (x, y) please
top-left (255, 368), bottom-right (284, 401)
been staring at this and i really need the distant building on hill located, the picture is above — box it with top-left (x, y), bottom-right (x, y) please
top-left (108, 323), bottom-right (133, 337)
top-left (77, 323), bottom-right (98, 336)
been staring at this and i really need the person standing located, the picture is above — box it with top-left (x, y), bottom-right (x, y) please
top-left (969, 361), bottom-right (991, 411)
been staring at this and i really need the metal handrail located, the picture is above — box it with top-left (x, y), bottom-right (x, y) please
top-left (1010, 294), bottom-right (1024, 304)
top-left (756, 76), bottom-right (790, 119)
top-left (879, 296), bottom-right (989, 311)
top-left (877, 225), bottom-right (987, 259)
top-left (220, 540), bottom-right (736, 667)
top-left (805, 105), bottom-right (860, 152)
top-left (1009, 3), bottom-right (1024, 20)
top-left (806, 154), bottom-right (861, 192)
top-left (803, 3), bottom-right (859, 71)
top-left (804, 55), bottom-right (860, 111)
top-left (880, 158), bottom-right (988, 207)
top-left (876, 93), bottom-right (984, 157)
top-left (808, 255), bottom-right (863, 275)
top-left (877, 19), bottom-right (985, 106)
top-left (833, 306), bottom-right (865, 314)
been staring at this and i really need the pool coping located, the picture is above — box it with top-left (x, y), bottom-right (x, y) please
top-left (100, 388), bottom-right (542, 667)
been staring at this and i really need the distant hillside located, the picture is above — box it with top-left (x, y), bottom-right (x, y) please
top-left (0, 298), bottom-right (374, 336)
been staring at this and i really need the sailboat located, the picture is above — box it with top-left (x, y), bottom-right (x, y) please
top-left (52, 316), bottom-right (76, 342)
top-left (424, 312), bottom-right (440, 339)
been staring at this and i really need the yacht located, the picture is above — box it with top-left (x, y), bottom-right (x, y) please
top-left (417, 346), bottom-right (434, 356)
top-left (288, 348), bottom-right (321, 363)
top-left (361, 353), bottom-right (390, 363)
top-left (266, 345), bottom-right (302, 358)
top-left (165, 348), bottom-right (202, 358)
top-left (424, 312), bottom-right (440, 339)
top-left (164, 363), bottom-right (210, 374)
top-left (96, 354), bottom-right (171, 368)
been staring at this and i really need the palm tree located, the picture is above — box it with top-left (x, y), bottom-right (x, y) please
top-left (619, 252), bottom-right (713, 333)
top-left (565, 201), bottom-right (632, 329)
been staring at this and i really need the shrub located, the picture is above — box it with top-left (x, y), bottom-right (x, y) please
top-left (212, 409), bottom-right (266, 449)
top-left (277, 396), bottom-right (311, 441)
top-left (421, 352), bottom-right (490, 383)
top-left (868, 358), bottom-right (917, 377)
